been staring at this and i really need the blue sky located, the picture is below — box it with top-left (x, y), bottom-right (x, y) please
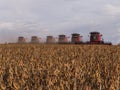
top-left (0, 0), bottom-right (120, 44)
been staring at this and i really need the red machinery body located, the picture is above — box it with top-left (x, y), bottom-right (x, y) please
top-left (87, 32), bottom-right (112, 45)
top-left (30, 36), bottom-right (40, 44)
top-left (58, 35), bottom-right (68, 44)
top-left (18, 37), bottom-right (26, 43)
top-left (71, 33), bottom-right (83, 44)
top-left (46, 36), bottom-right (56, 44)
top-left (89, 32), bottom-right (103, 44)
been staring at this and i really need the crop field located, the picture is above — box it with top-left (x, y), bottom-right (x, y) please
top-left (0, 44), bottom-right (120, 90)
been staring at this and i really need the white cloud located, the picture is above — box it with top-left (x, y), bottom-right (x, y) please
top-left (104, 4), bottom-right (120, 16)
top-left (0, 22), bottom-right (13, 29)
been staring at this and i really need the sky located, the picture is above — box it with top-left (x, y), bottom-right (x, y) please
top-left (0, 0), bottom-right (120, 44)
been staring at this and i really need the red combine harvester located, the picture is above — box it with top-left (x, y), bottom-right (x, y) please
top-left (18, 37), bottom-right (26, 44)
top-left (46, 36), bottom-right (56, 44)
top-left (58, 35), bottom-right (70, 44)
top-left (30, 36), bottom-right (40, 44)
top-left (71, 33), bottom-right (83, 44)
top-left (90, 32), bottom-right (102, 44)
top-left (86, 32), bottom-right (112, 45)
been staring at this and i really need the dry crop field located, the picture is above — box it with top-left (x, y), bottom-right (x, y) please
top-left (0, 44), bottom-right (120, 90)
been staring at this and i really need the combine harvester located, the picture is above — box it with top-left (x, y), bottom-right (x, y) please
top-left (46, 36), bottom-right (56, 44)
top-left (58, 35), bottom-right (70, 44)
top-left (17, 37), bottom-right (26, 44)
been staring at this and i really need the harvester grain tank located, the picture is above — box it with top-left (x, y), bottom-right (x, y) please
top-left (58, 35), bottom-right (68, 44)
top-left (46, 36), bottom-right (56, 44)
top-left (71, 33), bottom-right (83, 44)
top-left (18, 37), bottom-right (26, 43)
top-left (31, 36), bottom-right (40, 43)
